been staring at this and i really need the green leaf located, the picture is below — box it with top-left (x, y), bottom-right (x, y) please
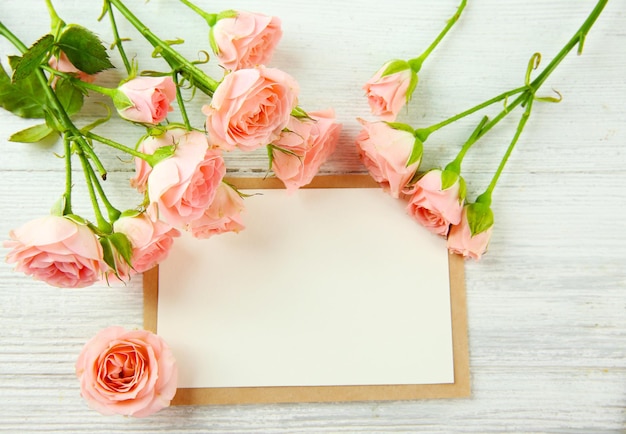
top-left (56, 25), bottom-right (114, 74)
top-left (466, 203), bottom-right (494, 236)
top-left (54, 77), bottom-right (84, 115)
top-left (11, 34), bottom-right (54, 83)
top-left (0, 61), bottom-right (46, 118)
top-left (441, 169), bottom-right (460, 190)
top-left (9, 123), bottom-right (55, 143)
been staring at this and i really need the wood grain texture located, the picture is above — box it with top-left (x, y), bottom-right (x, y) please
top-left (0, 0), bottom-right (625, 432)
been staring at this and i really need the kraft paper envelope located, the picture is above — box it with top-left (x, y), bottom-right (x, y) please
top-left (144, 175), bottom-right (470, 405)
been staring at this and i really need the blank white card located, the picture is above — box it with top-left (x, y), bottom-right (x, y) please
top-left (157, 188), bottom-right (454, 388)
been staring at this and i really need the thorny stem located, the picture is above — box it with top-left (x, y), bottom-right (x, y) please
top-left (477, 98), bottom-right (534, 207)
top-left (63, 136), bottom-right (73, 215)
top-left (105, 3), bottom-right (133, 74)
top-left (85, 131), bottom-right (158, 165)
top-left (76, 148), bottom-right (111, 232)
top-left (107, 0), bottom-right (220, 96)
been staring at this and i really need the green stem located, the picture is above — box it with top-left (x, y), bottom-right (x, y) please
top-left (408, 0), bottom-right (466, 72)
top-left (85, 131), bottom-right (158, 165)
top-left (82, 152), bottom-right (121, 223)
top-left (477, 98), bottom-right (534, 206)
top-left (44, 0), bottom-right (64, 36)
top-left (174, 73), bottom-right (192, 130)
top-left (63, 136), bottom-right (73, 215)
top-left (529, 0), bottom-right (608, 92)
top-left (66, 77), bottom-right (117, 97)
top-left (472, 0), bottom-right (608, 153)
top-left (105, 3), bottom-right (133, 74)
top-left (76, 148), bottom-right (111, 232)
top-left (107, 0), bottom-right (219, 95)
top-left (179, 0), bottom-right (217, 26)
top-left (417, 0), bottom-right (607, 147)
top-left (415, 86), bottom-right (527, 142)
top-left (446, 115), bottom-right (489, 173)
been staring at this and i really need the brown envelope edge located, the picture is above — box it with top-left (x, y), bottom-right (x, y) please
top-left (143, 175), bottom-right (470, 405)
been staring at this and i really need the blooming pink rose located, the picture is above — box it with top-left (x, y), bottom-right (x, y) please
top-left (405, 169), bottom-right (464, 236)
top-left (203, 66), bottom-right (299, 151)
top-left (355, 119), bottom-right (420, 198)
top-left (76, 326), bottom-right (177, 417)
top-left (363, 60), bottom-right (416, 121)
top-left (187, 183), bottom-right (245, 238)
top-left (48, 51), bottom-right (96, 87)
top-left (271, 109), bottom-right (342, 193)
top-left (147, 130), bottom-right (226, 227)
top-left (116, 76), bottom-right (176, 124)
top-left (447, 205), bottom-right (494, 260)
top-left (113, 213), bottom-right (181, 274)
top-left (4, 215), bottom-right (104, 288)
top-left (211, 11), bottom-right (282, 70)
top-left (130, 130), bottom-right (182, 193)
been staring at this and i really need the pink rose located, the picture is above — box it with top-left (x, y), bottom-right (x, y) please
top-left (48, 51), bottom-right (96, 87)
top-left (203, 66), bottom-right (299, 151)
top-left (147, 130), bottom-right (226, 227)
top-left (76, 326), bottom-right (177, 417)
top-left (116, 76), bottom-right (176, 124)
top-left (363, 60), bottom-right (417, 121)
top-left (4, 215), bottom-right (104, 288)
top-left (130, 130), bottom-right (181, 193)
top-left (447, 205), bottom-right (494, 260)
top-left (187, 183), bottom-right (245, 238)
top-left (113, 213), bottom-right (181, 274)
top-left (355, 119), bottom-right (420, 198)
top-left (211, 11), bottom-right (282, 70)
top-left (405, 169), bottom-right (464, 236)
top-left (271, 109), bottom-right (342, 193)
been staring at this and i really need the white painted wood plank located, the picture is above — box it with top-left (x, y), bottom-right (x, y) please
top-left (0, 0), bottom-right (624, 431)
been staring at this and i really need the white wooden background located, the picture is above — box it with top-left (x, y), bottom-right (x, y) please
top-left (1, 0), bottom-right (624, 432)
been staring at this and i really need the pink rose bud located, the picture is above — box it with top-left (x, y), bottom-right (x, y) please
top-left (203, 66), bottom-right (299, 152)
top-left (76, 326), bottom-right (178, 417)
top-left (355, 119), bottom-right (421, 198)
top-left (48, 51), bottom-right (96, 88)
top-left (130, 129), bottom-right (181, 194)
top-left (405, 169), bottom-right (465, 237)
top-left (210, 11), bottom-right (282, 70)
top-left (4, 215), bottom-right (104, 288)
top-left (146, 129), bottom-right (226, 227)
top-left (187, 183), bottom-right (246, 238)
top-left (447, 203), bottom-right (494, 260)
top-left (115, 76), bottom-right (176, 124)
top-left (113, 213), bottom-right (181, 274)
top-left (363, 60), bottom-right (417, 121)
top-left (271, 109), bottom-right (342, 193)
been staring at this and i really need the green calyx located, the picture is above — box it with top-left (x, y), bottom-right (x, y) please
top-left (111, 88), bottom-right (133, 110)
top-left (100, 231), bottom-right (134, 277)
top-left (380, 59), bottom-right (412, 77)
top-left (465, 202), bottom-right (494, 236)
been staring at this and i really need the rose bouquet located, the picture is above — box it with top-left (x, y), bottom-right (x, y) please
top-left (0, 0), bottom-right (342, 289)
top-left (358, 0), bottom-right (608, 260)
top-left (0, 0), bottom-right (344, 417)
